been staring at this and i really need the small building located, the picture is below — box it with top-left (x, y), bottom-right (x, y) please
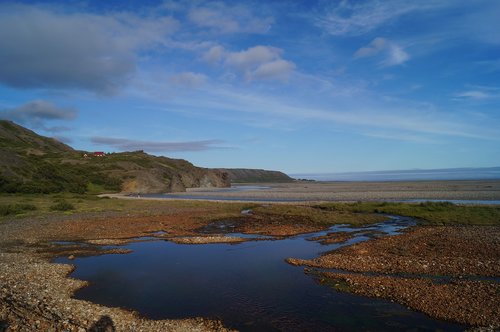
top-left (93, 151), bottom-right (105, 157)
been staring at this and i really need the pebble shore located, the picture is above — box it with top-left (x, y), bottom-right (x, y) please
top-left (288, 226), bottom-right (500, 328)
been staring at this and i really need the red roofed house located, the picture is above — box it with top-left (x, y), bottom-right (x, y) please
top-left (93, 152), bottom-right (105, 157)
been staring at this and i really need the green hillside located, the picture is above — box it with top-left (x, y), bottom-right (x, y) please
top-left (0, 121), bottom-right (230, 194)
top-left (219, 168), bottom-right (294, 183)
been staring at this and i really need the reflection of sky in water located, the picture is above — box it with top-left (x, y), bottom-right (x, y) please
top-left (57, 217), bottom-right (462, 332)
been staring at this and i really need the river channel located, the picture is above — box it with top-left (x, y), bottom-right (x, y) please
top-left (56, 216), bottom-right (465, 331)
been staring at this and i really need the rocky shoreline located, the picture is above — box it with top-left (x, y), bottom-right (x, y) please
top-left (0, 251), bottom-right (232, 332)
top-left (288, 226), bottom-right (500, 328)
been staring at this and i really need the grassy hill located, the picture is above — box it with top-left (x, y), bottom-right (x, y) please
top-left (0, 121), bottom-right (230, 194)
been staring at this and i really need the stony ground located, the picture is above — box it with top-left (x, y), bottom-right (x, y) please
top-left (143, 179), bottom-right (500, 201)
top-left (1, 185), bottom-right (499, 331)
top-left (0, 200), bottom-right (351, 331)
top-left (288, 226), bottom-right (500, 328)
top-left (0, 250), bottom-right (232, 332)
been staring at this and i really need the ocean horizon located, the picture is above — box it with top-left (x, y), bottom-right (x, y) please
top-left (291, 167), bottom-right (500, 182)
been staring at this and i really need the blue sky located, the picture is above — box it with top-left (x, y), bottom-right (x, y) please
top-left (0, 0), bottom-right (499, 174)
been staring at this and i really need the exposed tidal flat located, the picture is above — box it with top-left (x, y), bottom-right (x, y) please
top-left (0, 181), bottom-right (499, 331)
top-left (140, 180), bottom-right (500, 203)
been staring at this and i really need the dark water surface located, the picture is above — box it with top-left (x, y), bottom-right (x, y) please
top-left (57, 217), bottom-right (465, 331)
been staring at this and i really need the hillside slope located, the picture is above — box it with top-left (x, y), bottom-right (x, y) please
top-left (219, 168), bottom-right (293, 183)
top-left (0, 121), bottom-right (229, 194)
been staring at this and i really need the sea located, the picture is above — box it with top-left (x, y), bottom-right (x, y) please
top-left (291, 167), bottom-right (500, 182)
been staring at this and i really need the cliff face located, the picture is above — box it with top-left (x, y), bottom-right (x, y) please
top-left (0, 121), bottom-right (230, 194)
top-left (113, 151), bottom-right (230, 194)
top-left (219, 168), bottom-right (293, 183)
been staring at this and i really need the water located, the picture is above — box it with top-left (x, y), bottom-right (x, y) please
top-left (187, 185), bottom-right (271, 192)
top-left (292, 166), bottom-right (500, 182)
top-left (57, 217), bottom-right (464, 331)
top-left (145, 193), bottom-right (500, 205)
top-left (401, 199), bottom-right (500, 205)
top-left (143, 185), bottom-right (500, 204)
top-left (144, 193), bottom-right (306, 202)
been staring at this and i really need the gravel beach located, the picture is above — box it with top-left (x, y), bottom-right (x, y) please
top-left (143, 180), bottom-right (500, 202)
top-left (288, 226), bottom-right (500, 328)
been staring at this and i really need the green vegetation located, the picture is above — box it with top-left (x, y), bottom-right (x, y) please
top-left (220, 168), bottom-right (293, 183)
top-left (50, 200), bottom-right (75, 211)
top-left (0, 121), bottom-right (229, 195)
top-left (0, 162), bottom-right (122, 194)
top-left (0, 203), bottom-right (37, 216)
top-left (316, 201), bottom-right (500, 226)
top-left (0, 193), bottom-right (252, 220)
top-left (252, 204), bottom-right (386, 226)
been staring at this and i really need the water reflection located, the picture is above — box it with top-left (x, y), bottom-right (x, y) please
top-left (57, 217), bottom-right (464, 331)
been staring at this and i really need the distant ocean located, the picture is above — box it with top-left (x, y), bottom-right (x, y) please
top-left (291, 167), bottom-right (500, 182)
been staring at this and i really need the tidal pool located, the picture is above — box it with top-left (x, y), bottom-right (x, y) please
top-left (57, 217), bottom-right (464, 331)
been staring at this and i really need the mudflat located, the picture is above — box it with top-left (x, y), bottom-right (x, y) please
top-left (150, 179), bottom-right (500, 201)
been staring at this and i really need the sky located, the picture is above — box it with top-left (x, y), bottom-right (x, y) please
top-left (0, 0), bottom-right (499, 174)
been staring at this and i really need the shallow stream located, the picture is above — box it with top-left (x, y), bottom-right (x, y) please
top-left (56, 216), bottom-right (465, 331)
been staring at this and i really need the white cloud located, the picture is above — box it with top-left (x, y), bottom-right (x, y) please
top-left (315, 0), bottom-right (444, 36)
top-left (162, 85), bottom-right (499, 141)
top-left (202, 45), bottom-right (296, 81)
top-left (354, 38), bottom-right (410, 66)
top-left (225, 46), bottom-right (282, 69)
top-left (455, 91), bottom-right (490, 99)
top-left (188, 2), bottom-right (273, 34)
top-left (252, 60), bottom-right (296, 81)
top-left (169, 72), bottom-right (207, 88)
top-left (0, 3), bottom-right (178, 94)
top-left (454, 86), bottom-right (500, 100)
top-left (224, 46), bottom-right (296, 81)
top-left (202, 45), bottom-right (226, 63)
top-left (354, 37), bottom-right (387, 58)
top-left (0, 100), bottom-right (77, 131)
top-left (384, 44), bottom-right (410, 66)
top-left (91, 136), bottom-right (225, 152)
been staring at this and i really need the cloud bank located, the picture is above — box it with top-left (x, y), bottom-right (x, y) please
top-left (0, 100), bottom-right (77, 131)
top-left (315, 1), bottom-right (444, 36)
top-left (187, 2), bottom-right (273, 34)
top-left (91, 137), bottom-right (226, 152)
top-left (204, 45), bottom-right (296, 81)
top-left (0, 4), bottom-right (177, 94)
top-left (354, 37), bottom-right (409, 66)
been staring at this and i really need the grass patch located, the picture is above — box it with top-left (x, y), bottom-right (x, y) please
top-left (316, 201), bottom-right (500, 226)
top-left (0, 193), bottom-right (254, 220)
top-left (50, 200), bottom-right (75, 211)
top-left (1, 193), bottom-right (498, 227)
top-left (0, 203), bottom-right (37, 216)
top-left (250, 204), bottom-right (385, 226)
